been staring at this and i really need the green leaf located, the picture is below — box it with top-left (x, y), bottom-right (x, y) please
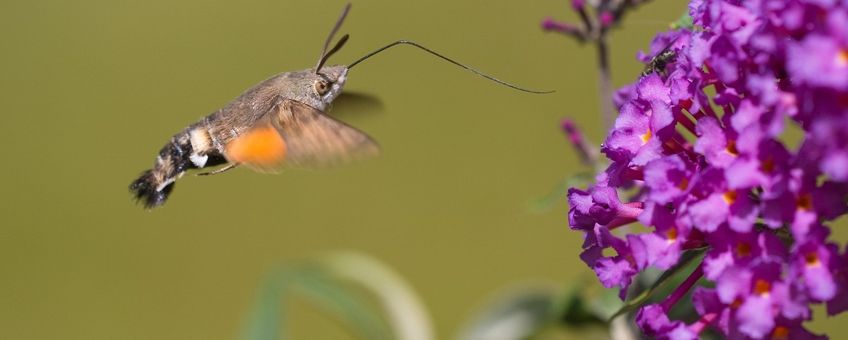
top-left (241, 274), bottom-right (286, 340)
top-left (607, 247), bottom-right (707, 321)
top-left (319, 252), bottom-right (434, 340)
top-left (589, 286), bottom-right (625, 321)
top-left (293, 267), bottom-right (393, 340)
top-left (559, 288), bottom-right (606, 327)
top-left (240, 265), bottom-right (393, 340)
top-left (670, 12), bottom-right (694, 30)
top-left (240, 252), bottom-right (433, 340)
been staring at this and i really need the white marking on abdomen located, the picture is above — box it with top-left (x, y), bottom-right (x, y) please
top-left (188, 128), bottom-right (213, 168)
top-left (156, 177), bottom-right (175, 192)
top-left (189, 128), bottom-right (212, 153)
top-left (190, 153), bottom-right (208, 167)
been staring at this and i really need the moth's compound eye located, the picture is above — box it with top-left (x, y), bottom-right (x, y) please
top-left (314, 80), bottom-right (330, 96)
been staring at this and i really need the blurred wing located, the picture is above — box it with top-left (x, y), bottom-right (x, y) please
top-left (278, 99), bottom-right (380, 168)
top-left (223, 120), bottom-right (288, 172)
top-left (333, 91), bottom-right (385, 118)
top-left (224, 99), bottom-right (379, 171)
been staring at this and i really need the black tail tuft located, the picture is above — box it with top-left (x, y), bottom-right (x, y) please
top-left (129, 170), bottom-right (174, 209)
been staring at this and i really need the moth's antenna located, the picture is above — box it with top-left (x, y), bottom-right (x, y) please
top-left (348, 40), bottom-right (554, 94)
top-left (315, 3), bottom-right (352, 73)
top-left (317, 34), bottom-right (350, 73)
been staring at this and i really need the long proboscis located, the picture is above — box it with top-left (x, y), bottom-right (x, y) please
top-left (347, 40), bottom-right (554, 94)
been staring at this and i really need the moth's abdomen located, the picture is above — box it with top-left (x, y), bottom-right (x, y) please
top-left (129, 169), bottom-right (174, 208)
top-left (129, 126), bottom-right (224, 208)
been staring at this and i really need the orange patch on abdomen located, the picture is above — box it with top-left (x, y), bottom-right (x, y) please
top-left (225, 126), bottom-right (287, 167)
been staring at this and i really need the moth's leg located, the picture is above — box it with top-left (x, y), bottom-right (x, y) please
top-left (197, 163), bottom-right (239, 176)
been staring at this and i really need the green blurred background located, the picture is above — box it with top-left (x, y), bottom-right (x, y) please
top-left (2, 0), bottom-right (846, 339)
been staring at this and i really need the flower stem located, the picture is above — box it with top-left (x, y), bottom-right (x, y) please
top-left (660, 261), bottom-right (704, 312)
top-left (596, 37), bottom-right (615, 131)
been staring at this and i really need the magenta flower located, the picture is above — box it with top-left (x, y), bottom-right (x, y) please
top-left (564, 0), bottom-right (848, 338)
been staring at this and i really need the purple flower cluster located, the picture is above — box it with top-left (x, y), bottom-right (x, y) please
top-left (567, 0), bottom-right (848, 338)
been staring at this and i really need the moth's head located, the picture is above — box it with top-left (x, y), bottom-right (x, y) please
top-left (283, 4), bottom-right (352, 112)
top-left (315, 65), bottom-right (348, 107)
top-left (281, 66), bottom-right (348, 112)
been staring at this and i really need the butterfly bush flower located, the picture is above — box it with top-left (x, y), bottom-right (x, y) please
top-left (565, 0), bottom-right (848, 338)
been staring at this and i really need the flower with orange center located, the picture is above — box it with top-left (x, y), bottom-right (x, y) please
top-left (723, 190), bottom-right (738, 205)
top-left (640, 129), bottom-right (652, 145)
top-left (736, 242), bottom-right (752, 257)
top-left (665, 228), bottom-right (678, 245)
top-left (760, 157), bottom-right (776, 173)
top-left (677, 177), bottom-right (689, 191)
top-left (754, 279), bottom-right (771, 296)
top-left (726, 139), bottom-right (739, 156)
top-left (796, 193), bottom-right (813, 211)
top-left (805, 251), bottom-right (821, 268)
top-left (731, 298), bottom-right (744, 309)
top-left (837, 49), bottom-right (848, 68)
top-left (771, 325), bottom-right (790, 340)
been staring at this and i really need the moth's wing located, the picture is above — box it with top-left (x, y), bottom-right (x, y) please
top-left (333, 91), bottom-right (385, 118)
top-left (222, 117), bottom-right (288, 172)
top-left (223, 99), bottom-right (379, 171)
top-left (204, 75), bottom-right (291, 148)
top-left (277, 99), bottom-right (380, 169)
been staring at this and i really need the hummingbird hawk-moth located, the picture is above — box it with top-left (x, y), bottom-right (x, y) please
top-left (130, 3), bottom-right (550, 209)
